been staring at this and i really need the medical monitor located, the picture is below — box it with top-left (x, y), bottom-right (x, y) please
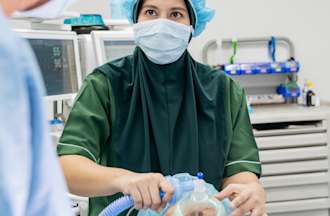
top-left (92, 30), bottom-right (135, 66)
top-left (16, 30), bottom-right (82, 101)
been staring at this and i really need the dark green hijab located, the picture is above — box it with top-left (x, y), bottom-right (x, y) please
top-left (98, 48), bottom-right (228, 187)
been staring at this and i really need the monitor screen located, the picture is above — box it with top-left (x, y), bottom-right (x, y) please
top-left (28, 39), bottom-right (79, 96)
top-left (104, 40), bottom-right (135, 62)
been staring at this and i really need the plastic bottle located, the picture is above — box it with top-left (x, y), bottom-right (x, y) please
top-left (50, 118), bottom-right (64, 133)
top-left (49, 118), bottom-right (65, 146)
top-left (301, 80), bottom-right (308, 105)
top-left (304, 80), bottom-right (319, 107)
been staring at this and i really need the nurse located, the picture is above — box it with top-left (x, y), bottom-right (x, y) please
top-left (58, 0), bottom-right (266, 216)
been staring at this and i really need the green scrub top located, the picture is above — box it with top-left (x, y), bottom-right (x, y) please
top-left (57, 48), bottom-right (261, 216)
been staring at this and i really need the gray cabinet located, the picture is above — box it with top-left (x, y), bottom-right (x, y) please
top-left (250, 105), bottom-right (330, 216)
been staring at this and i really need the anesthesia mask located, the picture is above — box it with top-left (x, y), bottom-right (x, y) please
top-left (98, 173), bottom-right (232, 216)
top-left (164, 178), bottom-right (231, 216)
top-left (137, 173), bottom-right (232, 216)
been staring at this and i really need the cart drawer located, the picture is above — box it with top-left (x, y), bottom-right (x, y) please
top-left (266, 183), bottom-right (329, 202)
top-left (255, 133), bottom-right (327, 150)
top-left (262, 160), bottom-right (328, 176)
top-left (261, 172), bottom-right (329, 188)
top-left (259, 146), bottom-right (328, 163)
top-left (266, 198), bottom-right (330, 214)
top-left (269, 209), bottom-right (329, 216)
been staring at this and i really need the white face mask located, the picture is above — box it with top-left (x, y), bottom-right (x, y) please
top-left (13, 0), bottom-right (76, 19)
top-left (133, 19), bottom-right (193, 65)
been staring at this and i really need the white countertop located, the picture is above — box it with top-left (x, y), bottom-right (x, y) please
top-left (250, 104), bottom-right (330, 124)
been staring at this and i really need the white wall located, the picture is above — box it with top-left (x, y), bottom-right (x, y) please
top-left (68, 0), bottom-right (330, 101)
top-left (67, 0), bottom-right (111, 18)
top-left (189, 0), bottom-right (330, 102)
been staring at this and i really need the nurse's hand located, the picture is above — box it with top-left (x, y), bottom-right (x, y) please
top-left (114, 172), bottom-right (174, 211)
top-left (215, 182), bottom-right (267, 216)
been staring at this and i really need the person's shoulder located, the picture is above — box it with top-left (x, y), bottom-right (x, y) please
top-left (83, 69), bottom-right (110, 92)
top-left (194, 61), bottom-right (245, 102)
top-left (96, 55), bottom-right (134, 79)
top-left (195, 61), bottom-right (240, 87)
top-left (81, 55), bottom-right (133, 96)
top-left (195, 62), bottom-right (246, 120)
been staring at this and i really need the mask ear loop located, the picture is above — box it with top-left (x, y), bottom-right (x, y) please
top-left (133, 0), bottom-right (144, 23)
top-left (185, 0), bottom-right (196, 41)
top-left (229, 38), bottom-right (238, 64)
top-left (268, 36), bottom-right (277, 62)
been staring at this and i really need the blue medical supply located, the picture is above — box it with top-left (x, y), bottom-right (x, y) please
top-left (268, 36), bottom-right (277, 62)
top-left (98, 196), bottom-right (134, 216)
top-left (223, 60), bottom-right (300, 76)
top-left (64, 14), bottom-right (105, 26)
top-left (133, 19), bottom-right (192, 65)
top-left (277, 83), bottom-right (301, 99)
top-left (247, 103), bottom-right (253, 113)
top-left (98, 173), bottom-right (232, 216)
top-left (222, 36), bottom-right (300, 76)
top-left (197, 172), bottom-right (204, 179)
top-left (64, 14), bottom-right (109, 34)
top-left (122, 0), bottom-right (215, 37)
top-left (49, 118), bottom-right (65, 133)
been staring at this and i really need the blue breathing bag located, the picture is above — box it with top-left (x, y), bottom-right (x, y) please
top-left (137, 173), bottom-right (233, 216)
top-left (99, 173), bottom-right (232, 216)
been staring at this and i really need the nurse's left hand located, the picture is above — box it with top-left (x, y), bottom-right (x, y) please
top-left (215, 182), bottom-right (267, 216)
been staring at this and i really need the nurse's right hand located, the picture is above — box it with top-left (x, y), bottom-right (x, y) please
top-left (114, 172), bottom-right (175, 211)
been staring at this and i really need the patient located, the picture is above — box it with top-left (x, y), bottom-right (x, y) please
top-left (165, 200), bottom-right (219, 216)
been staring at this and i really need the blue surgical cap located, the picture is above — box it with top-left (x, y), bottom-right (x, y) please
top-left (122, 0), bottom-right (215, 37)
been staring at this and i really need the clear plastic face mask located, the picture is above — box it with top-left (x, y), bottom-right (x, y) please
top-left (136, 173), bottom-right (231, 216)
top-left (166, 199), bottom-right (226, 216)
top-left (166, 180), bottom-right (227, 216)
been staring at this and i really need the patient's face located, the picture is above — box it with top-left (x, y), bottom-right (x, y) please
top-left (165, 204), bottom-right (217, 216)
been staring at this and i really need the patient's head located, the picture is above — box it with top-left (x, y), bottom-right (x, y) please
top-left (165, 204), bottom-right (217, 216)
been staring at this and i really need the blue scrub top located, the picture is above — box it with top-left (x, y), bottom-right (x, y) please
top-left (0, 8), bottom-right (73, 216)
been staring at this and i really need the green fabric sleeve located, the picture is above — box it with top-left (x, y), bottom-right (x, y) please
top-left (224, 81), bottom-right (262, 178)
top-left (57, 71), bottom-right (112, 163)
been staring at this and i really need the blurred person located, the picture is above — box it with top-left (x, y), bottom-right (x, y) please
top-left (0, 0), bottom-right (75, 215)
